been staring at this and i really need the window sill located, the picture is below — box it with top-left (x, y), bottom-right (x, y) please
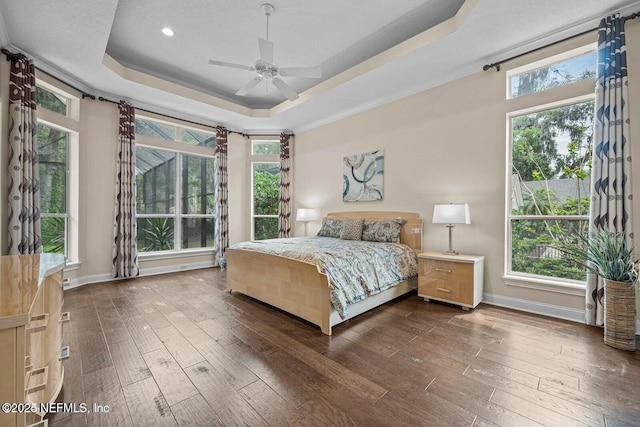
top-left (138, 248), bottom-right (215, 262)
top-left (64, 261), bottom-right (81, 271)
top-left (503, 274), bottom-right (586, 296)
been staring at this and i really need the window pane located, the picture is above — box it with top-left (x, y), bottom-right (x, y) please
top-left (511, 219), bottom-right (587, 281)
top-left (38, 124), bottom-right (67, 214)
top-left (137, 217), bottom-right (175, 252)
top-left (253, 163), bottom-right (279, 215)
top-left (181, 218), bottom-right (215, 249)
top-left (511, 101), bottom-right (594, 216)
top-left (41, 216), bottom-right (66, 254)
top-left (510, 52), bottom-right (596, 98)
top-left (181, 155), bottom-right (215, 215)
top-left (252, 140), bottom-right (280, 155)
top-left (135, 118), bottom-right (177, 141)
top-left (180, 128), bottom-right (216, 148)
top-left (136, 147), bottom-right (176, 214)
top-left (254, 217), bottom-right (278, 240)
top-left (36, 86), bottom-right (67, 115)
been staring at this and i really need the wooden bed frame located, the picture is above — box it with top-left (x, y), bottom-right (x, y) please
top-left (226, 211), bottom-right (423, 335)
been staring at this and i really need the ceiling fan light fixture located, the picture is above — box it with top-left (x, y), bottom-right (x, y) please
top-left (207, 2), bottom-right (320, 102)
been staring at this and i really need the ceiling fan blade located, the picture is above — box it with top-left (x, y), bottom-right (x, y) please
top-left (258, 37), bottom-right (274, 64)
top-left (272, 77), bottom-right (299, 101)
top-left (208, 59), bottom-right (254, 72)
top-left (236, 76), bottom-right (263, 96)
top-left (279, 66), bottom-right (322, 78)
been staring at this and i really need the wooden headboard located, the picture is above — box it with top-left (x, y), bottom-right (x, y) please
top-left (326, 211), bottom-right (423, 252)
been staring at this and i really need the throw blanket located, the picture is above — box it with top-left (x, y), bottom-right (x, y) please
top-left (229, 237), bottom-right (418, 319)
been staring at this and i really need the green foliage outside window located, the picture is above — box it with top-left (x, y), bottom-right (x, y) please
top-left (511, 100), bottom-right (594, 281)
top-left (253, 163), bottom-right (279, 240)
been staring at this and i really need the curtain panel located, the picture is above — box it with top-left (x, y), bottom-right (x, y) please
top-left (7, 54), bottom-right (42, 255)
top-left (112, 102), bottom-right (139, 278)
top-left (278, 132), bottom-right (292, 238)
top-left (214, 126), bottom-right (229, 266)
top-left (586, 13), bottom-right (633, 325)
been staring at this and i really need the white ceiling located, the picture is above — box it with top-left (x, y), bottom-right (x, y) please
top-left (1, 0), bottom-right (639, 133)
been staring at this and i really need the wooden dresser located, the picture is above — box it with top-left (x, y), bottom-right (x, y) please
top-left (0, 254), bottom-right (67, 427)
top-left (417, 251), bottom-right (484, 310)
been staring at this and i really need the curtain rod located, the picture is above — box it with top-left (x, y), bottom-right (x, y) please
top-left (0, 48), bottom-right (247, 137)
top-left (95, 96), bottom-right (248, 137)
top-left (2, 48), bottom-right (97, 99)
top-left (482, 11), bottom-right (639, 72)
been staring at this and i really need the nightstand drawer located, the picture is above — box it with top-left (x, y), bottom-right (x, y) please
top-left (419, 276), bottom-right (468, 303)
top-left (419, 259), bottom-right (473, 283)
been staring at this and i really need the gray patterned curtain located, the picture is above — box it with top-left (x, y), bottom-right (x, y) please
top-left (586, 13), bottom-right (633, 325)
top-left (214, 126), bottom-right (229, 266)
top-left (7, 54), bottom-right (41, 255)
top-left (112, 102), bottom-right (139, 278)
top-left (278, 132), bottom-right (292, 238)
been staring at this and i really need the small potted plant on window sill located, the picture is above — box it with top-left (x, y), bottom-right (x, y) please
top-left (557, 229), bottom-right (639, 351)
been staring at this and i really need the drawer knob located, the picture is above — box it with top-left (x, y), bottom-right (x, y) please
top-left (59, 345), bottom-right (70, 361)
top-left (435, 268), bottom-right (452, 273)
top-left (436, 287), bottom-right (452, 293)
top-left (27, 313), bottom-right (49, 333)
top-left (59, 311), bottom-right (70, 324)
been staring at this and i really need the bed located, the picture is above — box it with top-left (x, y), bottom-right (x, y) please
top-left (225, 211), bottom-right (423, 335)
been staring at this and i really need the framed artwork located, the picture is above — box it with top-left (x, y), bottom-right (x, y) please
top-left (342, 150), bottom-right (384, 202)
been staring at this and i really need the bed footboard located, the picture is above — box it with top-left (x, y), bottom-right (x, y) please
top-left (226, 248), bottom-right (333, 334)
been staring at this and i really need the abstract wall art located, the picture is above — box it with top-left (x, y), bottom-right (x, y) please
top-left (343, 150), bottom-right (384, 202)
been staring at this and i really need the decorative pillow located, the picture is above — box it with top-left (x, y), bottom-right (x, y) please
top-left (340, 218), bottom-right (365, 240)
top-left (317, 218), bottom-right (343, 238)
top-left (361, 220), bottom-right (402, 243)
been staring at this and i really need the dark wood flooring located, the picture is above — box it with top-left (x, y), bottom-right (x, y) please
top-left (47, 267), bottom-right (640, 427)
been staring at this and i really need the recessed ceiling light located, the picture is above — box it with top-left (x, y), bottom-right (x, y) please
top-left (162, 27), bottom-right (175, 37)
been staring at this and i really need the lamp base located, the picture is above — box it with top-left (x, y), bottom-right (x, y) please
top-left (442, 249), bottom-right (459, 255)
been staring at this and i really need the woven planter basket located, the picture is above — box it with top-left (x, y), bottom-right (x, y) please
top-left (604, 279), bottom-right (637, 351)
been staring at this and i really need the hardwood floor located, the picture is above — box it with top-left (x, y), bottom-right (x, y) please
top-left (48, 268), bottom-right (640, 427)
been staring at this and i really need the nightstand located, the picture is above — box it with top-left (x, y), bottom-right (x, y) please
top-left (417, 252), bottom-right (484, 310)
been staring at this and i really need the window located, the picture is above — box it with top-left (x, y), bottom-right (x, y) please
top-left (35, 83), bottom-right (79, 260)
top-left (508, 99), bottom-right (594, 283)
top-left (508, 47), bottom-right (596, 98)
top-left (251, 139), bottom-right (280, 240)
top-left (38, 123), bottom-right (68, 255)
top-left (135, 117), bottom-right (216, 148)
top-left (135, 117), bottom-right (216, 254)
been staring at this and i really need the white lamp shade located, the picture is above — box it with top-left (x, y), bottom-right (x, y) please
top-left (432, 203), bottom-right (471, 224)
top-left (296, 208), bottom-right (320, 222)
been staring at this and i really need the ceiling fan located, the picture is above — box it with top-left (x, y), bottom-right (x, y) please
top-left (208, 3), bottom-right (321, 101)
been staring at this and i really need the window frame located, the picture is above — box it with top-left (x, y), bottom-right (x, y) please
top-left (249, 138), bottom-right (280, 240)
top-left (35, 76), bottom-right (80, 265)
top-left (504, 93), bottom-right (595, 296)
top-left (506, 43), bottom-right (597, 99)
top-left (135, 115), bottom-right (216, 258)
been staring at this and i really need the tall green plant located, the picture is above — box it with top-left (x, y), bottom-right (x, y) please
top-left (142, 218), bottom-right (174, 251)
top-left (556, 230), bottom-right (639, 285)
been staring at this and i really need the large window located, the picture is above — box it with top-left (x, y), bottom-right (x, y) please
top-left (251, 139), bottom-right (280, 240)
top-left (135, 117), bottom-right (216, 254)
top-left (35, 83), bottom-right (79, 259)
top-left (508, 99), bottom-right (594, 283)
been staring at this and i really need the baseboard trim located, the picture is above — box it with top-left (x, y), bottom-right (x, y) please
top-left (64, 261), bottom-right (215, 290)
top-left (482, 293), bottom-right (640, 335)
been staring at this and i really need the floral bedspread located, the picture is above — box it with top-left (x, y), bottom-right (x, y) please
top-left (229, 237), bottom-right (418, 319)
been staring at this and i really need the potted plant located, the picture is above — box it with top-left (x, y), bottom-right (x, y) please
top-left (557, 229), bottom-right (638, 351)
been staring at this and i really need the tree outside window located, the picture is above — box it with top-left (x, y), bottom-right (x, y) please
top-left (509, 100), bottom-right (594, 281)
